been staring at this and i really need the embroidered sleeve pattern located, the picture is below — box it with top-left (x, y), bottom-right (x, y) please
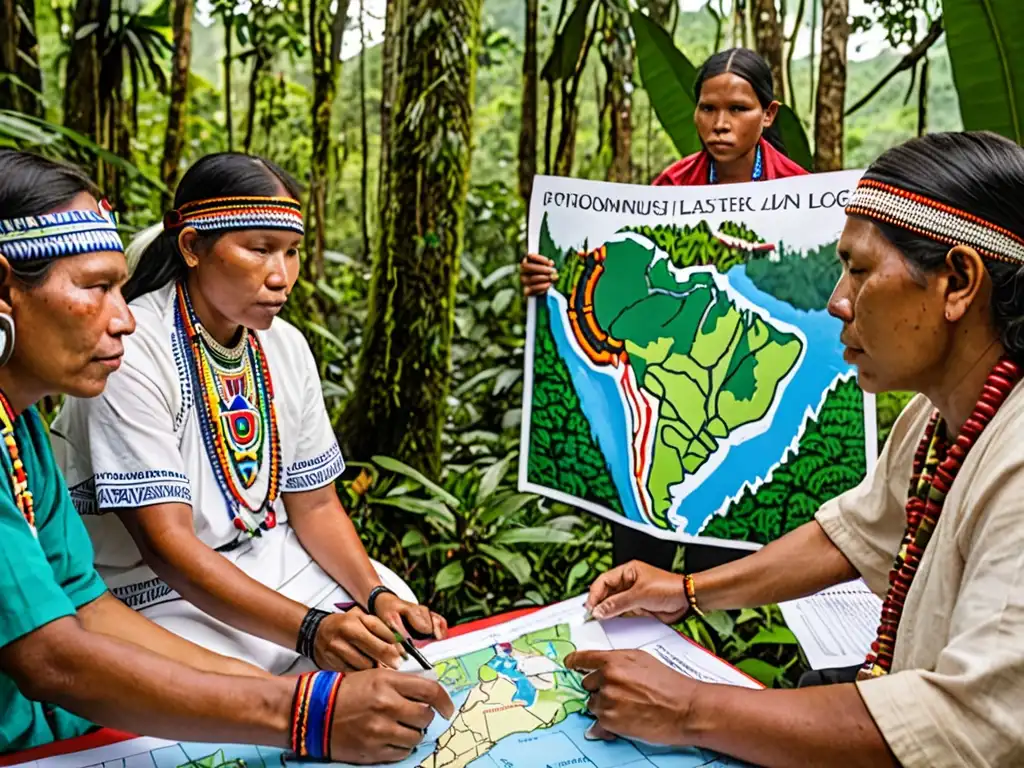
top-left (82, 470), bottom-right (193, 513)
top-left (284, 443), bottom-right (346, 493)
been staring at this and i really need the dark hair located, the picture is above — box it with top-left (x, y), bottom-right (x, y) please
top-left (860, 131), bottom-right (1024, 364)
top-left (694, 47), bottom-right (787, 156)
top-left (124, 153), bottom-right (303, 303)
top-left (0, 149), bottom-right (99, 287)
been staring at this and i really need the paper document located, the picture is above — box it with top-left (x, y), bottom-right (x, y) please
top-left (779, 580), bottom-right (883, 670)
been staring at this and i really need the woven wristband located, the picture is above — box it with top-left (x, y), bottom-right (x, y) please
top-left (291, 670), bottom-right (344, 761)
top-left (297, 608), bottom-right (331, 664)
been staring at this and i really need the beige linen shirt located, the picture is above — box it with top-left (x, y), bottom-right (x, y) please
top-left (815, 383), bottom-right (1024, 768)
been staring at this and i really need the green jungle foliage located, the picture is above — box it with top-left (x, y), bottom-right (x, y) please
top-left (624, 221), bottom-right (765, 272)
top-left (702, 376), bottom-right (867, 544)
top-left (527, 301), bottom-right (624, 516)
top-left (745, 241), bottom-right (843, 311)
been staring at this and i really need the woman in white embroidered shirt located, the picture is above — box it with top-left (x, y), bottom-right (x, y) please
top-left (52, 153), bottom-right (447, 674)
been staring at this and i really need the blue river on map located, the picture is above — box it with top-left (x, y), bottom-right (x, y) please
top-left (545, 262), bottom-right (856, 535)
top-left (488, 653), bottom-right (538, 706)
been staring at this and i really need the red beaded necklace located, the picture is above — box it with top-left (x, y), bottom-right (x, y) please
top-left (860, 357), bottom-right (1022, 678)
top-left (0, 389), bottom-right (35, 539)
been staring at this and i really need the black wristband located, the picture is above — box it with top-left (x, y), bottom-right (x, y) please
top-left (365, 585), bottom-right (396, 618)
top-left (297, 608), bottom-right (331, 665)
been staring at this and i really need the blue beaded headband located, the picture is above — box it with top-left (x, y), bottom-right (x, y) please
top-left (0, 204), bottom-right (123, 262)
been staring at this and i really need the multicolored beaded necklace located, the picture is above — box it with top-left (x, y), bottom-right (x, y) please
top-left (0, 390), bottom-right (35, 539)
top-left (860, 357), bottom-right (1023, 679)
top-left (709, 143), bottom-right (763, 185)
top-left (174, 282), bottom-right (281, 536)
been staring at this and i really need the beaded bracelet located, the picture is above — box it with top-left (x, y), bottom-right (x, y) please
top-left (683, 574), bottom-right (705, 618)
top-left (291, 670), bottom-right (344, 761)
top-left (297, 608), bottom-right (332, 665)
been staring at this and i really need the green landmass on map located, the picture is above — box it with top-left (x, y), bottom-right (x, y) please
top-left (576, 236), bottom-right (803, 527)
top-left (420, 624), bottom-right (587, 768)
top-left (701, 375), bottom-right (867, 543)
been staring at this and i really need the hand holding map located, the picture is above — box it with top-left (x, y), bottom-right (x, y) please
top-left (586, 560), bottom-right (690, 622)
top-left (568, 649), bottom-right (699, 749)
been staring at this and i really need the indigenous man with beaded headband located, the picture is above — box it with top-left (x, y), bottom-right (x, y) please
top-left (0, 149), bottom-right (452, 760)
top-left (559, 132), bottom-right (1024, 768)
top-left (53, 153), bottom-right (449, 678)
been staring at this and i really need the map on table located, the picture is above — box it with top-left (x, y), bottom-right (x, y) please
top-left (15, 599), bottom-right (756, 768)
top-left (520, 173), bottom-right (877, 549)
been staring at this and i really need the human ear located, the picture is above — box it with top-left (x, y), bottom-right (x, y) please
top-left (763, 100), bottom-right (780, 128)
top-left (0, 255), bottom-right (15, 315)
top-left (177, 227), bottom-right (201, 269)
top-left (942, 245), bottom-right (986, 323)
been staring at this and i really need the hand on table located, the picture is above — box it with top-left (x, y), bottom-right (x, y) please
top-left (329, 668), bottom-right (455, 764)
top-left (374, 592), bottom-right (448, 642)
top-left (565, 649), bottom-right (698, 747)
top-left (315, 609), bottom-right (405, 671)
top-left (586, 560), bottom-right (689, 623)
top-left (521, 253), bottom-right (557, 297)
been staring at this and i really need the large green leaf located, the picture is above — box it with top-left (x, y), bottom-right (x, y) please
top-left (372, 455), bottom-right (462, 509)
top-left (0, 110), bottom-right (167, 192)
top-left (943, 0), bottom-right (1024, 143)
top-left (773, 105), bottom-right (813, 171)
top-left (478, 544), bottom-right (532, 584)
top-left (541, 0), bottom-right (595, 83)
top-left (434, 561), bottom-right (465, 591)
top-left (631, 10), bottom-right (701, 157)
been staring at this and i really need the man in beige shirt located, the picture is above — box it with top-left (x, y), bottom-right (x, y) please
top-left (564, 132), bottom-right (1024, 767)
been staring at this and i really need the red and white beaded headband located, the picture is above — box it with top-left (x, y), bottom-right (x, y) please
top-left (163, 196), bottom-right (304, 236)
top-left (845, 178), bottom-right (1024, 265)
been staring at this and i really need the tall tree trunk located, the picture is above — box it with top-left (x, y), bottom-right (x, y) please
top-left (917, 54), bottom-right (928, 137)
top-left (64, 0), bottom-right (105, 138)
top-left (785, 0), bottom-right (806, 109)
top-left (223, 12), bottom-right (234, 151)
top-left (359, 0), bottom-right (370, 259)
top-left (243, 50), bottom-right (268, 155)
top-left (377, 0), bottom-right (400, 215)
top-left (161, 0), bottom-right (194, 205)
top-left (306, 0), bottom-right (351, 282)
top-left (0, 0), bottom-right (43, 115)
top-left (814, 0), bottom-right (847, 171)
top-left (605, 26), bottom-right (632, 183)
top-left (553, 24), bottom-right (596, 177)
top-left (517, 0), bottom-right (538, 204)
top-left (340, 0), bottom-right (483, 476)
top-left (808, 0), bottom-right (818, 118)
top-left (753, 0), bottom-right (785, 102)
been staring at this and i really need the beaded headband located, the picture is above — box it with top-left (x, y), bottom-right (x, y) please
top-left (0, 201), bottom-right (123, 262)
top-left (846, 178), bottom-right (1024, 265)
top-left (163, 196), bottom-right (304, 236)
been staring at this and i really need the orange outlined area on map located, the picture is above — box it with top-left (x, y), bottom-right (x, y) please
top-left (566, 246), bottom-right (626, 367)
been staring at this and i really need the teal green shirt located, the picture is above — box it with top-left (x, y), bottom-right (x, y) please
top-left (0, 407), bottom-right (107, 753)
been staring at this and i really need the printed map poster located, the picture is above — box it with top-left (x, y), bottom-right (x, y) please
top-left (519, 172), bottom-right (877, 550)
top-left (12, 599), bottom-right (756, 768)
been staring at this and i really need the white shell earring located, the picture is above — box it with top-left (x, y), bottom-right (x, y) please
top-left (0, 313), bottom-right (15, 366)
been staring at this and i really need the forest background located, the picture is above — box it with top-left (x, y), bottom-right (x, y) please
top-left (1, 0), bottom-right (1021, 688)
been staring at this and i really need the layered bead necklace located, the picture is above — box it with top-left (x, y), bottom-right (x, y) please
top-left (860, 357), bottom-right (1023, 678)
top-left (709, 143), bottom-right (763, 185)
top-left (174, 282), bottom-right (281, 536)
top-left (0, 390), bottom-right (35, 539)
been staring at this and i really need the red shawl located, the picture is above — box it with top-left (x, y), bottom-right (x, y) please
top-left (652, 137), bottom-right (809, 187)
